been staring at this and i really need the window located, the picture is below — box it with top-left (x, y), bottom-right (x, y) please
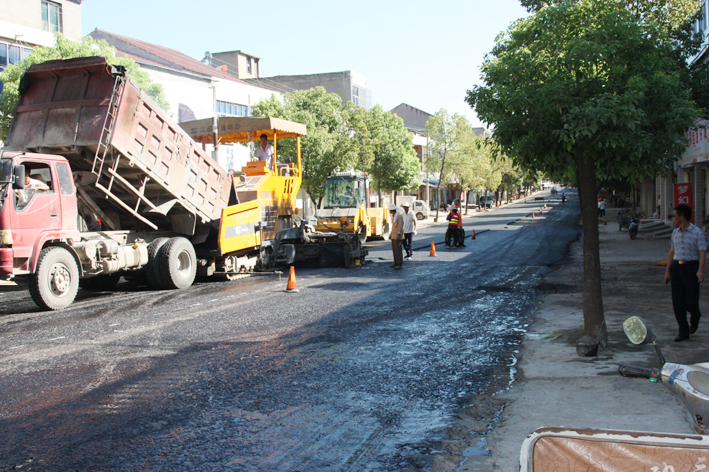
top-left (216, 100), bottom-right (249, 117)
top-left (352, 86), bottom-right (360, 106)
top-left (0, 44), bottom-right (6, 71)
top-left (41, 1), bottom-right (63, 33)
top-left (246, 57), bottom-right (252, 74)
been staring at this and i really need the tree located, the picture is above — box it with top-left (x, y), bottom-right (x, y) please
top-left (425, 109), bottom-right (471, 220)
top-left (363, 106), bottom-right (420, 203)
top-left (252, 87), bottom-right (349, 206)
top-left (254, 91), bottom-right (419, 206)
top-left (0, 33), bottom-right (169, 141)
top-left (467, 0), bottom-right (700, 355)
top-left (520, 0), bottom-right (702, 30)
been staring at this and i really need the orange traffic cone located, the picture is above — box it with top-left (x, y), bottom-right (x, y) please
top-left (532, 212), bottom-right (535, 218)
top-left (285, 266), bottom-right (299, 292)
top-left (430, 242), bottom-right (437, 257)
top-left (472, 230), bottom-right (476, 240)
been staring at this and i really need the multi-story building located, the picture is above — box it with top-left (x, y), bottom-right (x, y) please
top-left (390, 103), bottom-right (444, 209)
top-left (245, 70), bottom-right (372, 109)
top-left (204, 50), bottom-right (261, 80)
top-left (673, 2), bottom-right (709, 227)
top-left (0, 0), bottom-right (82, 88)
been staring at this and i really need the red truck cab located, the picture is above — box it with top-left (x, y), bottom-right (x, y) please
top-left (0, 152), bottom-right (79, 281)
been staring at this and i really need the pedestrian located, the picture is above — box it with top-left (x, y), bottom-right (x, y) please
top-left (388, 203), bottom-right (404, 269)
top-left (400, 201), bottom-right (417, 260)
top-left (445, 207), bottom-right (461, 248)
top-left (664, 204), bottom-right (707, 342)
top-left (597, 198), bottom-right (605, 218)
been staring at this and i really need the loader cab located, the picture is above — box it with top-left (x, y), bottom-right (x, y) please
top-left (323, 174), bottom-right (368, 209)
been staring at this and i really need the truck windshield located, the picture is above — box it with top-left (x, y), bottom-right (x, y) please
top-left (323, 178), bottom-right (365, 209)
top-left (0, 158), bottom-right (11, 212)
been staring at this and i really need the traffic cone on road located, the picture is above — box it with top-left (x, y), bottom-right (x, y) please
top-left (532, 212), bottom-right (535, 218)
top-left (430, 242), bottom-right (437, 257)
top-left (472, 230), bottom-right (476, 240)
top-left (285, 266), bottom-right (299, 293)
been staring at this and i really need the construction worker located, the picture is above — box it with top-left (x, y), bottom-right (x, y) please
top-left (445, 207), bottom-right (461, 248)
top-left (388, 204), bottom-right (404, 269)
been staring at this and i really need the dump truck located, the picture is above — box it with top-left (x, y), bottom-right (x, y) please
top-left (314, 172), bottom-right (390, 242)
top-left (0, 56), bottom-right (365, 310)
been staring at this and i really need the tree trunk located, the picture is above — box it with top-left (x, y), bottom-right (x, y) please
top-left (433, 154), bottom-right (446, 222)
top-left (575, 148), bottom-right (607, 356)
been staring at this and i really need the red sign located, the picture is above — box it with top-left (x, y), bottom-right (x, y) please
top-left (673, 183), bottom-right (694, 224)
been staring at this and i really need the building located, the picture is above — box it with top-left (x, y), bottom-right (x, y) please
top-left (645, 2), bottom-right (709, 228)
top-left (204, 50), bottom-right (261, 80)
top-left (0, 0), bottom-right (82, 81)
top-left (88, 30), bottom-right (283, 173)
top-left (390, 103), bottom-right (450, 209)
top-left (246, 70), bottom-right (372, 109)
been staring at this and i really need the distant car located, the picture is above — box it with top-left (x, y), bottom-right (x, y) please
top-left (479, 196), bottom-right (494, 209)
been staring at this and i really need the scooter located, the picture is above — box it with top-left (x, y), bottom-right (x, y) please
top-left (628, 215), bottom-right (639, 239)
top-left (618, 315), bottom-right (709, 434)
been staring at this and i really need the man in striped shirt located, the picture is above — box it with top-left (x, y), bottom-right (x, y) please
top-left (664, 204), bottom-right (707, 342)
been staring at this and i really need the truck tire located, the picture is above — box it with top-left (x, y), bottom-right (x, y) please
top-left (157, 237), bottom-right (196, 290)
top-left (79, 273), bottom-right (121, 290)
top-left (416, 212), bottom-right (425, 220)
top-left (146, 237), bottom-right (169, 289)
top-left (28, 247), bottom-right (79, 310)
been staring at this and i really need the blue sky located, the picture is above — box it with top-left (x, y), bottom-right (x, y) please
top-left (81, 0), bottom-right (528, 127)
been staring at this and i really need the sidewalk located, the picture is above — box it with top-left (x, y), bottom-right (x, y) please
top-left (457, 207), bottom-right (707, 471)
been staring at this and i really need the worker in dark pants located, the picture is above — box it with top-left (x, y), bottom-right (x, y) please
top-left (664, 205), bottom-right (707, 342)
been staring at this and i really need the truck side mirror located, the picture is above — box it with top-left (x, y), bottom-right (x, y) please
top-left (12, 165), bottom-right (25, 189)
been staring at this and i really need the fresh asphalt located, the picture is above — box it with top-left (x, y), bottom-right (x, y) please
top-left (0, 190), bottom-right (587, 471)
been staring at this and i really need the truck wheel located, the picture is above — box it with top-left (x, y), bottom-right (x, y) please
top-left (157, 237), bottom-right (196, 289)
top-left (416, 212), bottom-right (425, 220)
top-left (146, 237), bottom-right (169, 289)
top-left (79, 273), bottom-right (121, 290)
top-left (28, 247), bottom-right (79, 310)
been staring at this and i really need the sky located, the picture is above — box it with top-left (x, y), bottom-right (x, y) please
top-left (80, 0), bottom-right (529, 128)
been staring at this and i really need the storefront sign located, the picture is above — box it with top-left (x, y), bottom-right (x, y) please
top-left (673, 183), bottom-right (694, 223)
top-left (681, 119), bottom-right (709, 166)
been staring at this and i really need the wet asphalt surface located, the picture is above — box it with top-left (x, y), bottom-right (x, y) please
top-left (0, 191), bottom-right (581, 471)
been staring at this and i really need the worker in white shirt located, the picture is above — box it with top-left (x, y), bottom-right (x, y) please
top-left (256, 134), bottom-right (274, 171)
top-left (400, 201), bottom-right (417, 260)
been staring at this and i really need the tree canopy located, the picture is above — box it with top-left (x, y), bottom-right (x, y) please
top-left (0, 34), bottom-right (169, 141)
top-left (466, 0), bottom-right (700, 354)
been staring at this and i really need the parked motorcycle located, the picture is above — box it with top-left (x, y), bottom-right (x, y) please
top-left (618, 316), bottom-right (709, 434)
top-left (628, 215), bottom-right (639, 239)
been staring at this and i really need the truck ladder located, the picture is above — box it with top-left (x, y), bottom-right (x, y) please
top-left (91, 73), bottom-right (125, 177)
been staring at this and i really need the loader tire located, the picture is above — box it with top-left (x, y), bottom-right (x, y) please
top-left (28, 246), bottom-right (79, 310)
top-left (157, 237), bottom-right (196, 290)
top-left (146, 237), bottom-right (169, 289)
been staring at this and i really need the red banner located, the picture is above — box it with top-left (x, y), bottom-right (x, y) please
top-left (673, 183), bottom-right (694, 224)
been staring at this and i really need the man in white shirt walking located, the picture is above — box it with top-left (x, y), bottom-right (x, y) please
top-left (400, 201), bottom-right (417, 260)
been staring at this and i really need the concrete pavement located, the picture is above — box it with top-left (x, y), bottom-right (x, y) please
top-left (453, 202), bottom-right (708, 471)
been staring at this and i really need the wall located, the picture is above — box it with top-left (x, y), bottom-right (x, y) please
top-left (0, 0), bottom-right (82, 42)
